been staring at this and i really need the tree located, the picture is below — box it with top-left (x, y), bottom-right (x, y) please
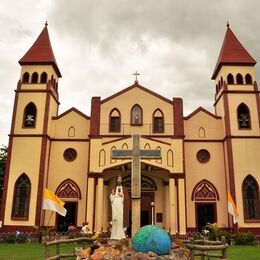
top-left (0, 145), bottom-right (7, 206)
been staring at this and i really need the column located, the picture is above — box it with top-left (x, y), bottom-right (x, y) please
top-left (163, 181), bottom-right (169, 232)
top-left (102, 181), bottom-right (109, 232)
top-left (169, 178), bottom-right (177, 234)
top-left (86, 177), bottom-right (95, 233)
top-left (95, 177), bottom-right (104, 232)
top-left (132, 198), bottom-right (141, 236)
top-left (178, 179), bottom-right (187, 234)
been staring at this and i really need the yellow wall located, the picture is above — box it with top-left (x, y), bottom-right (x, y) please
top-left (100, 87), bottom-right (174, 135)
top-left (4, 138), bottom-right (42, 225)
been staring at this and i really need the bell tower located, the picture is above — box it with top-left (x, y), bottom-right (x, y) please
top-left (212, 23), bottom-right (260, 227)
top-left (0, 23), bottom-right (62, 230)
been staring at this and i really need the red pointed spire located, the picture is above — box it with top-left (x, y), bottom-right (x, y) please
top-left (212, 24), bottom-right (256, 79)
top-left (19, 23), bottom-right (62, 77)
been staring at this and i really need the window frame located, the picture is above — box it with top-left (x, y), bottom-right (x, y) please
top-left (152, 109), bottom-right (164, 133)
top-left (109, 108), bottom-right (121, 132)
top-left (131, 104), bottom-right (143, 126)
top-left (237, 103), bottom-right (251, 130)
top-left (11, 173), bottom-right (31, 221)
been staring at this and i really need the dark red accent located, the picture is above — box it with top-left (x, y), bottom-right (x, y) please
top-left (52, 107), bottom-right (90, 120)
top-left (173, 98), bottom-right (184, 137)
top-left (90, 97), bottom-right (101, 136)
top-left (19, 25), bottom-right (62, 77)
top-left (254, 81), bottom-right (260, 129)
top-left (184, 106), bottom-right (221, 120)
top-left (109, 108), bottom-right (121, 132)
top-left (101, 81), bottom-right (173, 105)
top-left (0, 225), bottom-right (36, 232)
top-left (191, 179), bottom-right (220, 201)
top-left (142, 136), bottom-right (171, 146)
top-left (35, 90), bottom-right (51, 226)
top-left (212, 26), bottom-right (256, 79)
top-left (56, 178), bottom-right (82, 199)
top-left (236, 227), bottom-right (260, 235)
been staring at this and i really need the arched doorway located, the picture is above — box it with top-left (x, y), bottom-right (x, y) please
top-left (122, 175), bottom-right (157, 235)
top-left (192, 179), bottom-right (219, 231)
top-left (55, 179), bottom-right (81, 232)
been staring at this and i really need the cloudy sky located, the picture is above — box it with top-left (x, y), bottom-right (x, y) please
top-left (1, 0), bottom-right (260, 145)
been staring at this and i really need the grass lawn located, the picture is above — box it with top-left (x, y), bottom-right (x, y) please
top-left (0, 243), bottom-right (259, 259)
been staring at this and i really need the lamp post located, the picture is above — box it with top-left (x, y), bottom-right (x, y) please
top-left (151, 201), bottom-right (155, 225)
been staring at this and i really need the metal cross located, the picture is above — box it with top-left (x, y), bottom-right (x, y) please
top-left (133, 71), bottom-right (140, 83)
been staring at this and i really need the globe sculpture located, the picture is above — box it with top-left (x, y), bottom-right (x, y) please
top-left (132, 225), bottom-right (171, 255)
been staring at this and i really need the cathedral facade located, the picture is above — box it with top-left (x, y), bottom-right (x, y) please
top-left (0, 24), bottom-right (259, 234)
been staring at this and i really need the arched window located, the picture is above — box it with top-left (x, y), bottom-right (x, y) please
top-left (167, 149), bottom-right (174, 167)
top-left (23, 102), bottom-right (37, 128)
top-left (68, 126), bottom-right (75, 137)
top-left (12, 174), bottom-right (31, 219)
top-left (242, 175), bottom-right (260, 219)
top-left (245, 74), bottom-right (252, 84)
top-left (99, 149), bottom-right (106, 166)
top-left (22, 72), bottom-right (30, 83)
top-left (191, 179), bottom-right (219, 201)
top-left (237, 103), bottom-right (251, 129)
top-left (110, 146), bottom-right (116, 164)
top-left (109, 108), bottom-right (121, 132)
top-left (40, 72), bottom-right (47, 83)
top-left (236, 73), bottom-right (243, 84)
top-left (31, 72), bottom-right (38, 83)
top-left (131, 104), bottom-right (142, 125)
top-left (156, 146), bottom-right (162, 164)
top-left (198, 127), bottom-right (206, 138)
top-left (56, 178), bottom-right (81, 199)
top-left (153, 109), bottom-right (164, 133)
top-left (227, 73), bottom-right (234, 84)
top-left (144, 143), bottom-right (151, 150)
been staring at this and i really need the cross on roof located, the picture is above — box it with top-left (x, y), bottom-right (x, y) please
top-left (133, 71), bottom-right (140, 83)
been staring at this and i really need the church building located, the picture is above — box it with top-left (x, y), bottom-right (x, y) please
top-left (0, 23), bottom-right (259, 235)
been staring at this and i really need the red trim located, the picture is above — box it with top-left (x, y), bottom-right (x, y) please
top-left (142, 136), bottom-right (171, 146)
top-left (184, 106), bottom-right (221, 120)
top-left (0, 225), bottom-right (36, 232)
top-left (102, 136), bottom-right (131, 145)
top-left (52, 107), bottom-right (90, 120)
top-left (90, 97), bottom-right (101, 136)
top-left (253, 81), bottom-right (260, 129)
top-left (191, 179), bottom-right (220, 201)
top-left (56, 178), bottom-right (82, 199)
top-left (101, 82), bottom-right (173, 105)
top-left (173, 98), bottom-right (184, 136)
top-left (35, 90), bottom-right (51, 226)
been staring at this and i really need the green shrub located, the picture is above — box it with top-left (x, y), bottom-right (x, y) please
top-left (234, 232), bottom-right (255, 245)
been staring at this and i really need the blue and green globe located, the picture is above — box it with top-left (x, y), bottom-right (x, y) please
top-left (132, 225), bottom-right (171, 255)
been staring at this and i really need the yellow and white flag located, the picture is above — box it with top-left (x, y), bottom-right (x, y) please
top-left (228, 191), bottom-right (239, 224)
top-left (43, 188), bottom-right (67, 216)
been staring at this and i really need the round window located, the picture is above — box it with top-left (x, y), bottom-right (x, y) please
top-left (63, 148), bottom-right (77, 162)
top-left (197, 149), bottom-right (210, 163)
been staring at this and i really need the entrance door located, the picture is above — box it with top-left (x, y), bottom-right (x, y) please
top-left (141, 192), bottom-right (154, 226)
top-left (196, 203), bottom-right (216, 231)
top-left (57, 202), bottom-right (77, 232)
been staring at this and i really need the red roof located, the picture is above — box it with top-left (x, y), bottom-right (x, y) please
top-left (212, 25), bottom-right (256, 79)
top-left (19, 24), bottom-right (61, 77)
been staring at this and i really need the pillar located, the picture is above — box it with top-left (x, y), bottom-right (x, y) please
top-left (169, 178), bottom-right (177, 234)
top-left (86, 177), bottom-right (95, 232)
top-left (102, 181), bottom-right (109, 232)
top-left (132, 198), bottom-right (141, 236)
top-left (95, 177), bottom-right (104, 232)
top-left (163, 181), bottom-right (169, 232)
top-left (178, 178), bottom-right (186, 234)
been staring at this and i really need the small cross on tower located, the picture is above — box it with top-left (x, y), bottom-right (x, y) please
top-left (133, 71), bottom-right (140, 83)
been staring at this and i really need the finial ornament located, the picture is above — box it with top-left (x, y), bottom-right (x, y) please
top-left (226, 21), bottom-right (230, 28)
top-left (133, 71), bottom-right (140, 83)
top-left (45, 21), bottom-right (48, 27)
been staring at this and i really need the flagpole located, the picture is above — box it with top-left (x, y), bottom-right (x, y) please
top-left (46, 211), bottom-right (54, 232)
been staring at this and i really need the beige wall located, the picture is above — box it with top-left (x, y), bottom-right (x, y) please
top-left (232, 139), bottom-right (260, 227)
top-left (4, 137), bottom-right (42, 226)
top-left (185, 142), bottom-right (228, 229)
top-left (100, 87), bottom-right (174, 136)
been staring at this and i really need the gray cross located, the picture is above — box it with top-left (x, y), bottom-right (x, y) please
top-left (112, 134), bottom-right (161, 198)
top-left (133, 71), bottom-right (140, 83)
